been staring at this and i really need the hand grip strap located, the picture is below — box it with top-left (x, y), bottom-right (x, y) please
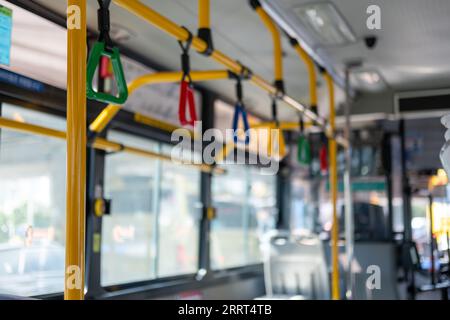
top-left (232, 103), bottom-right (251, 145)
top-left (297, 136), bottom-right (311, 165)
top-left (179, 80), bottom-right (198, 126)
top-left (320, 145), bottom-right (328, 173)
top-left (87, 41), bottom-right (128, 105)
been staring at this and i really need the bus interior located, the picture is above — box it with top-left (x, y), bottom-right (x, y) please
top-left (0, 0), bottom-right (449, 301)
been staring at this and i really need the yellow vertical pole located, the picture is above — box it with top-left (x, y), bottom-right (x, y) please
top-left (292, 42), bottom-right (317, 109)
top-left (65, 0), bottom-right (87, 300)
top-left (199, 0), bottom-right (210, 29)
top-left (325, 72), bottom-right (340, 300)
top-left (254, 5), bottom-right (284, 85)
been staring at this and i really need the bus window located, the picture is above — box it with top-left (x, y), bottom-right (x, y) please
top-left (211, 165), bottom-right (277, 269)
top-left (102, 132), bottom-right (201, 285)
top-left (101, 131), bottom-right (159, 286)
top-left (0, 0), bottom-right (66, 89)
top-left (248, 168), bottom-right (278, 250)
top-left (157, 151), bottom-right (201, 277)
top-left (0, 104), bottom-right (66, 297)
top-left (1, 103), bottom-right (66, 131)
top-left (290, 176), bottom-right (314, 234)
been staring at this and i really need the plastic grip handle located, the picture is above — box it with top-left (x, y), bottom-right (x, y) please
top-left (232, 103), bottom-right (251, 145)
top-left (100, 56), bottom-right (113, 79)
top-left (179, 80), bottom-right (198, 127)
top-left (297, 136), bottom-right (311, 165)
top-left (87, 41), bottom-right (128, 105)
top-left (320, 145), bottom-right (328, 173)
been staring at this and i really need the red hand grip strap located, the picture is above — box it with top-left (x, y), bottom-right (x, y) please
top-left (100, 56), bottom-right (113, 79)
top-left (179, 80), bottom-right (198, 127)
top-left (320, 145), bottom-right (328, 173)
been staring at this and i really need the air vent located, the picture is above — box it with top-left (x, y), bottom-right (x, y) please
top-left (395, 89), bottom-right (450, 117)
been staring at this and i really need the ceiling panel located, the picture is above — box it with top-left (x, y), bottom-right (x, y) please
top-left (264, 0), bottom-right (450, 94)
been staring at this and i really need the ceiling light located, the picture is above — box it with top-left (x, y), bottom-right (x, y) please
top-left (351, 70), bottom-right (385, 91)
top-left (355, 71), bottom-right (381, 85)
top-left (293, 2), bottom-right (356, 46)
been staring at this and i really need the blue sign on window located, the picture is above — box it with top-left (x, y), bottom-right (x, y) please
top-left (0, 69), bottom-right (45, 93)
top-left (0, 5), bottom-right (13, 66)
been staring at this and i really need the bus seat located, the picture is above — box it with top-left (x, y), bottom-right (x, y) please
top-left (259, 231), bottom-right (330, 300)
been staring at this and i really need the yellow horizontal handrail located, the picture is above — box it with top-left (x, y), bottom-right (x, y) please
top-left (0, 117), bottom-right (66, 140)
top-left (90, 70), bottom-right (229, 133)
top-left (112, 0), bottom-right (344, 146)
top-left (0, 117), bottom-right (222, 174)
top-left (252, 121), bottom-right (313, 131)
top-left (134, 113), bottom-right (193, 135)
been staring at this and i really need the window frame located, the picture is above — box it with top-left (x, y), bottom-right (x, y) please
top-left (210, 164), bottom-right (278, 270)
top-left (100, 131), bottom-right (203, 286)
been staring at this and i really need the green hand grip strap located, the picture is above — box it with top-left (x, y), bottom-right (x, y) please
top-left (87, 41), bottom-right (128, 105)
top-left (297, 135), bottom-right (311, 165)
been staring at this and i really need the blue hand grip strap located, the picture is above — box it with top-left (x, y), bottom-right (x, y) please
top-left (232, 103), bottom-right (251, 145)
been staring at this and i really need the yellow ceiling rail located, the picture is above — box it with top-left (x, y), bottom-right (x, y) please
top-left (324, 72), bottom-right (340, 300)
top-left (111, 0), bottom-right (344, 146)
top-left (198, 0), bottom-right (210, 29)
top-left (290, 38), bottom-right (318, 111)
top-left (197, 0), bottom-right (214, 56)
top-left (251, 0), bottom-right (284, 89)
top-left (65, 0), bottom-right (87, 300)
top-left (90, 70), bottom-right (229, 133)
top-left (0, 117), bottom-right (222, 175)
